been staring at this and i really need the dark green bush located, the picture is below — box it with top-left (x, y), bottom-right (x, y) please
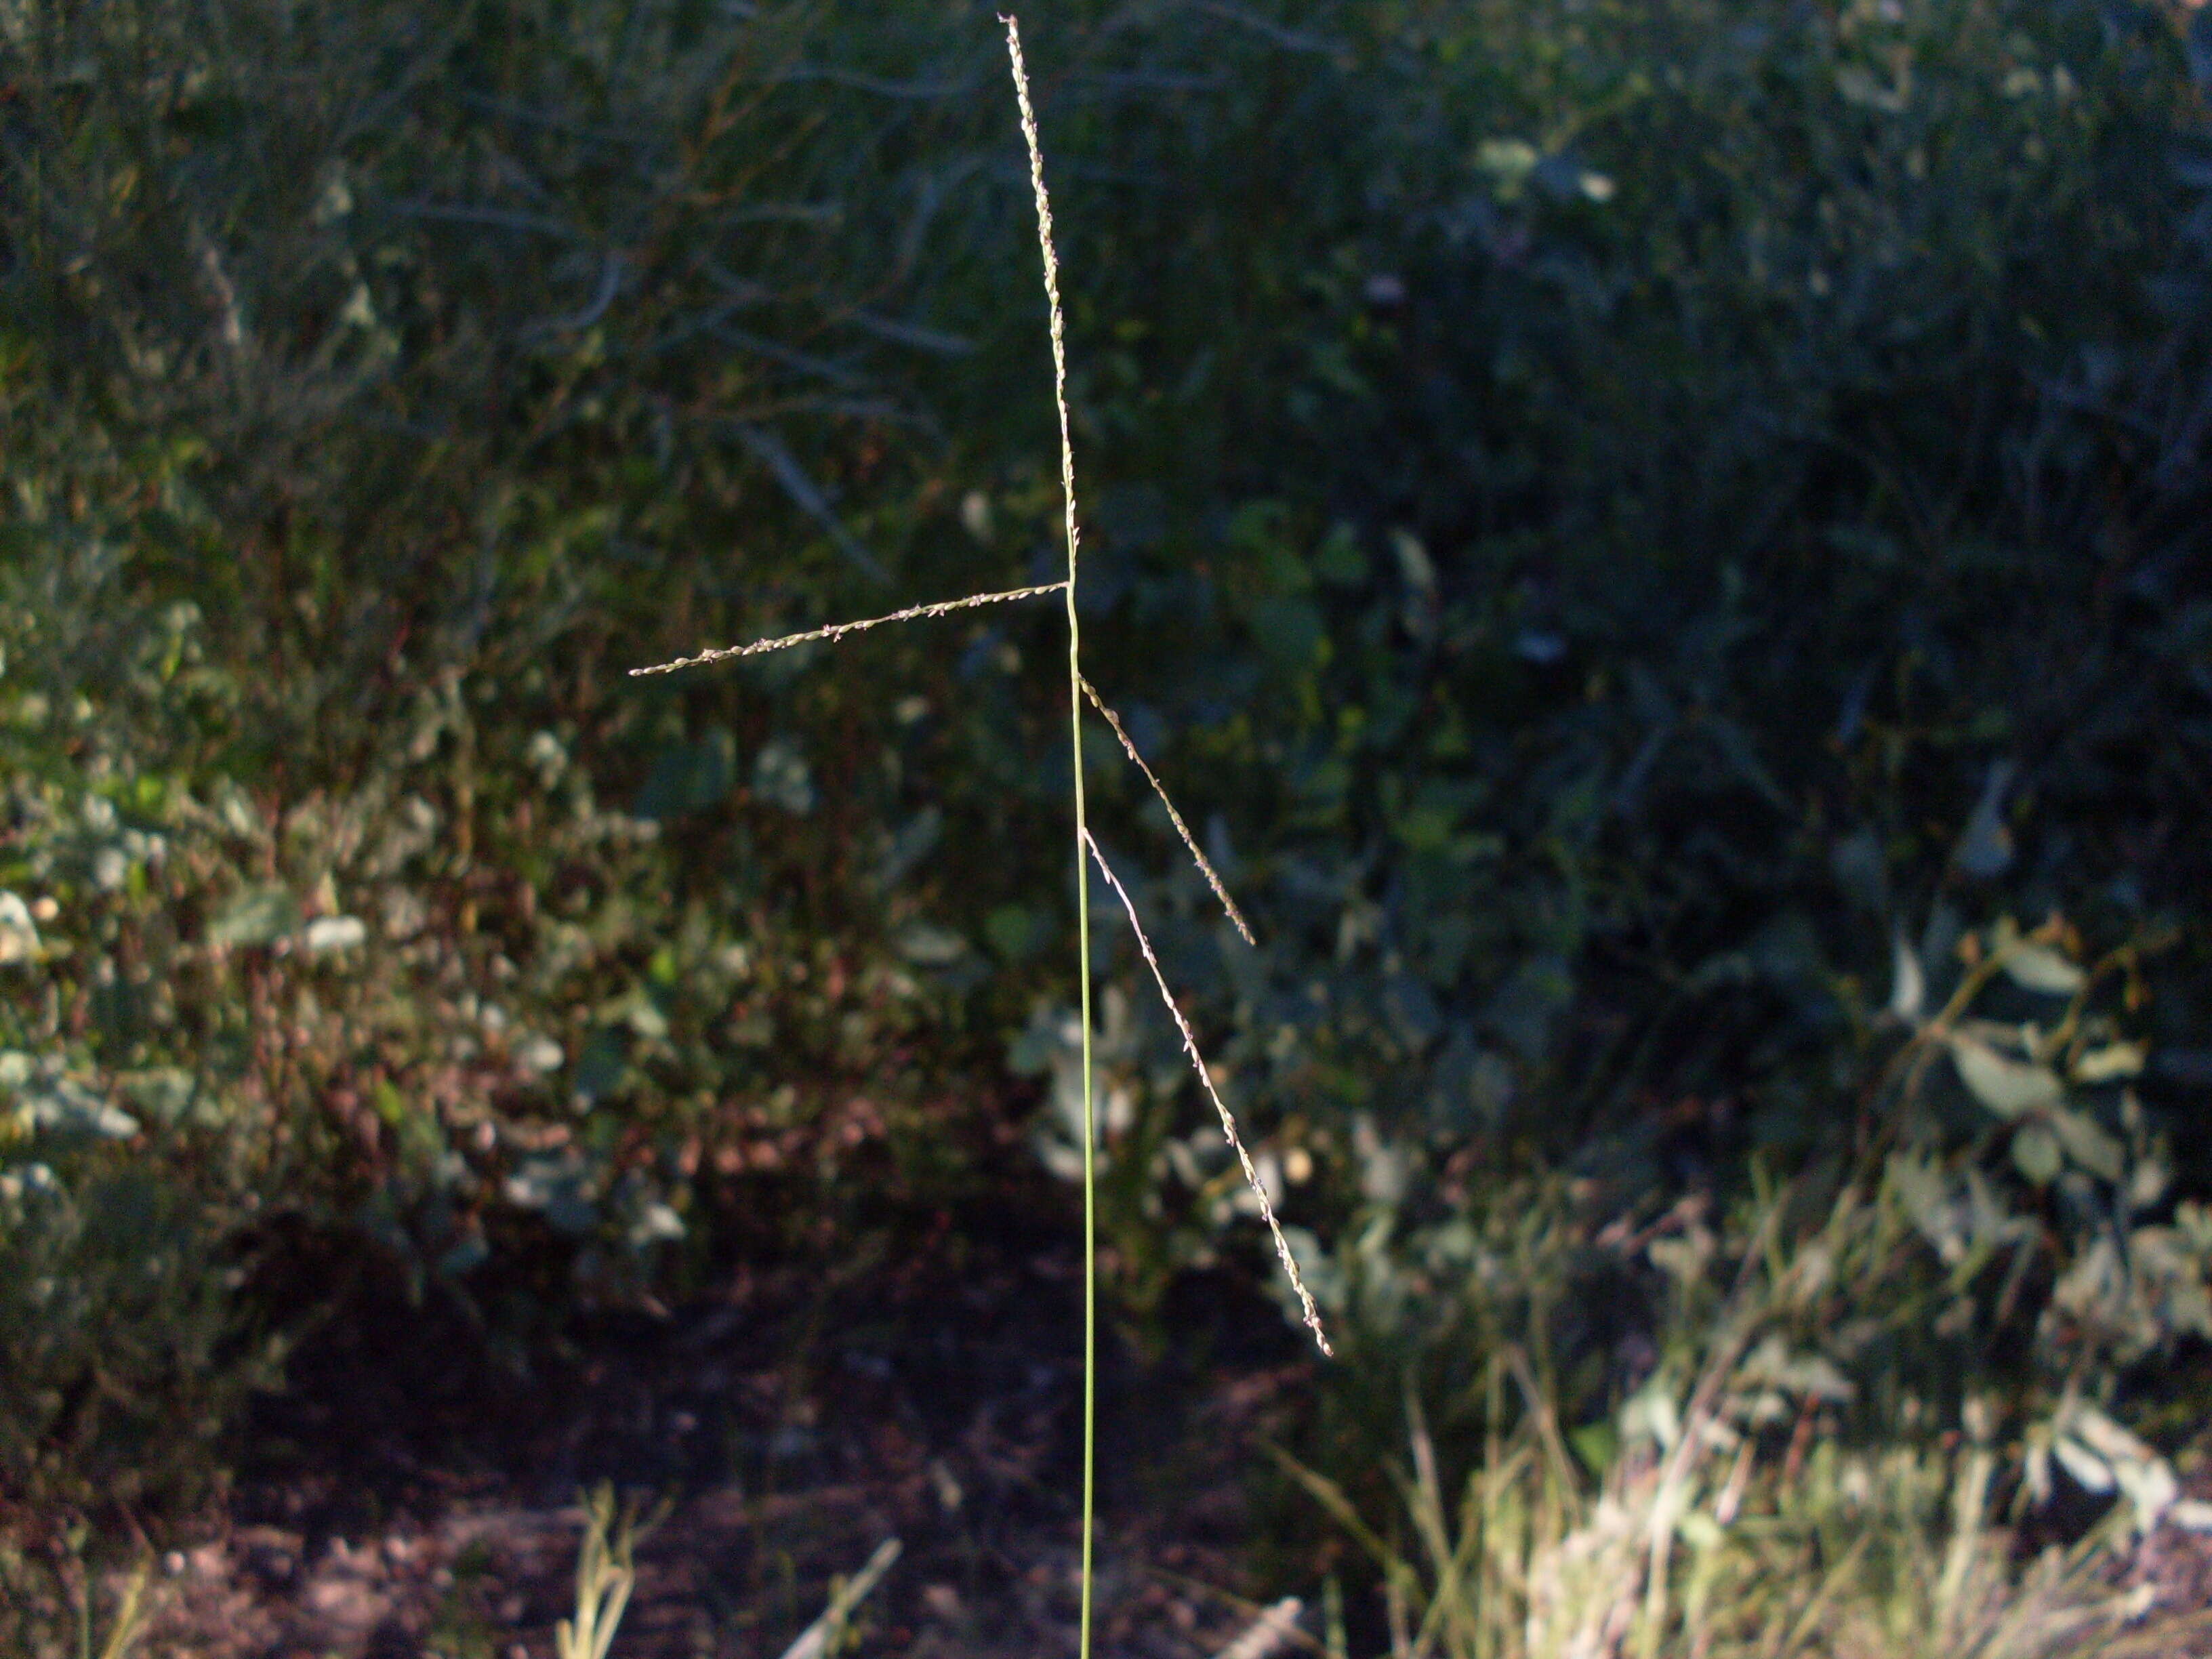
top-left (3, 0), bottom-right (2209, 1552)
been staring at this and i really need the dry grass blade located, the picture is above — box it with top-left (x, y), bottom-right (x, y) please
top-left (89, 1557), bottom-right (154, 1659)
top-left (1212, 1597), bottom-right (1308, 1659)
top-left (775, 1537), bottom-right (903, 1659)
top-left (554, 1486), bottom-right (647, 1659)
top-left (1083, 827), bottom-right (1331, 1355)
top-left (628, 581), bottom-right (1067, 676)
top-left (1081, 676), bottom-right (1255, 945)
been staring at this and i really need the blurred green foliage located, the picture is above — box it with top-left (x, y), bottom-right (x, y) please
top-left (3, 0), bottom-right (2211, 1591)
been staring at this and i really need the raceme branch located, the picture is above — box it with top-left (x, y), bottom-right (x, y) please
top-left (630, 581), bottom-right (1067, 676)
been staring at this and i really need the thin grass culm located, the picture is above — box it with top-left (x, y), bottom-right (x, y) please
top-left (1085, 829), bottom-right (1332, 1357)
top-left (632, 17), bottom-right (1328, 1647)
top-left (997, 18), bottom-right (1103, 1657)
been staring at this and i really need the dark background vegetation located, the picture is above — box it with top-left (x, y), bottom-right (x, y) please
top-left (4, 0), bottom-right (2212, 1648)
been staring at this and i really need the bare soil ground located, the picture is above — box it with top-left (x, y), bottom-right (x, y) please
top-left (39, 1204), bottom-right (2212, 1658)
top-left (125, 1237), bottom-right (1316, 1659)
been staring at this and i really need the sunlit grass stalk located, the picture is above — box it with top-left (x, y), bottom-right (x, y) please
top-left (638, 16), bottom-right (1328, 1647)
top-left (998, 18), bottom-right (1100, 1655)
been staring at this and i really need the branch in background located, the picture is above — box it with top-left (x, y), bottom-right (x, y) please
top-left (730, 421), bottom-right (890, 581)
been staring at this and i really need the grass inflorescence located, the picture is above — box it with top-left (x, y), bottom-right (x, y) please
top-left (634, 16), bottom-right (1329, 1650)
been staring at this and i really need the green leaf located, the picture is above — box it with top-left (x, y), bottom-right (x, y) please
top-left (2051, 1435), bottom-right (2114, 1494)
top-left (2046, 1106), bottom-right (2125, 1183)
top-left (371, 1080), bottom-right (407, 1128)
top-left (573, 1030), bottom-right (627, 1103)
top-left (635, 728), bottom-right (737, 821)
top-left (1247, 594), bottom-right (1326, 670)
top-left (304, 915), bottom-right (367, 955)
top-left (208, 885), bottom-right (298, 948)
top-left (985, 905), bottom-right (1040, 962)
top-left (121, 1068), bottom-right (195, 1123)
top-left (752, 736), bottom-right (815, 816)
top-left (1887, 934), bottom-right (1925, 1023)
top-left (1569, 1420), bottom-right (1618, 1479)
top-left (2011, 1122), bottom-right (2062, 1186)
top-left (2072, 1042), bottom-right (2146, 1084)
top-left (0, 890), bottom-right (41, 965)
top-left (895, 922), bottom-right (968, 966)
top-left (1948, 1033), bottom-right (2062, 1118)
top-left (2002, 943), bottom-right (2085, 996)
top-left (436, 1234), bottom-right (489, 1279)
top-left (1313, 523), bottom-right (1367, 586)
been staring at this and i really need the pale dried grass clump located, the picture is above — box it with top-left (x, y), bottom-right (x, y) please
top-left (1278, 1204), bottom-right (2204, 1659)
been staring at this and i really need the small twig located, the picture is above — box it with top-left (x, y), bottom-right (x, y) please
top-left (1081, 676), bottom-right (1256, 945)
top-left (527, 249), bottom-right (625, 335)
top-left (629, 581), bottom-right (1066, 676)
top-left (1084, 828), bottom-right (1332, 1356)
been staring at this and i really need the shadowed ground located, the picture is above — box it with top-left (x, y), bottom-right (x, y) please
top-left (134, 1242), bottom-right (1313, 1659)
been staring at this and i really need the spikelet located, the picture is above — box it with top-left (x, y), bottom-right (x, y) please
top-left (1082, 676), bottom-right (1256, 945)
top-left (1084, 829), bottom-right (1332, 1357)
top-left (631, 582), bottom-right (1065, 677)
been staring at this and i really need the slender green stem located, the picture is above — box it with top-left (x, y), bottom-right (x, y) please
top-left (1071, 504), bottom-right (1097, 1659)
top-left (1000, 16), bottom-right (1095, 1654)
